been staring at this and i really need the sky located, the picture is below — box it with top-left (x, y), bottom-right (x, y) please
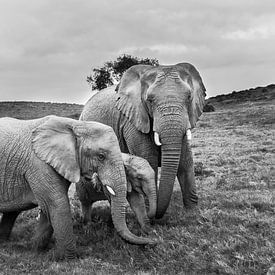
top-left (0, 0), bottom-right (274, 104)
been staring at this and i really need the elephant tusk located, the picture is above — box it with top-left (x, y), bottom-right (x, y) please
top-left (127, 181), bottom-right (132, 193)
top-left (186, 129), bottom-right (192, 141)
top-left (106, 185), bottom-right (116, 196)
top-left (154, 132), bottom-right (162, 146)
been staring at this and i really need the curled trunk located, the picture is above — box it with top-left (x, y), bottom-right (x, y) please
top-left (110, 185), bottom-right (156, 245)
top-left (104, 165), bottom-right (156, 245)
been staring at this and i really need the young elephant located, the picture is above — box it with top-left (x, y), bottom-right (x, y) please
top-left (0, 116), bottom-right (155, 260)
top-left (76, 153), bottom-right (156, 233)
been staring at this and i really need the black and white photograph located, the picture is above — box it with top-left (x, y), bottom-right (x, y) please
top-left (0, 1), bottom-right (274, 274)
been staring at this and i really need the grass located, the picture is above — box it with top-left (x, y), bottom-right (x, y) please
top-left (0, 97), bottom-right (274, 274)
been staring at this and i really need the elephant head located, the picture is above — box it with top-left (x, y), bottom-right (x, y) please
top-left (122, 153), bottom-right (156, 219)
top-left (32, 116), bottom-right (155, 245)
top-left (116, 63), bottom-right (206, 218)
top-left (79, 152), bottom-right (156, 230)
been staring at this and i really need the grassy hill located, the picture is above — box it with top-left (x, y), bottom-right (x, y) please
top-left (0, 85), bottom-right (274, 274)
top-left (0, 101), bottom-right (83, 120)
top-left (206, 83), bottom-right (275, 110)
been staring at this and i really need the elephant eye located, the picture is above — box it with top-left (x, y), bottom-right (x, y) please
top-left (147, 94), bottom-right (154, 101)
top-left (146, 97), bottom-right (154, 105)
top-left (187, 91), bottom-right (192, 100)
top-left (97, 153), bottom-right (106, 161)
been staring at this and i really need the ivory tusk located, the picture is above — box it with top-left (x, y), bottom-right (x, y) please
top-left (186, 129), bottom-right (192, 141)
top-left (154, 132), bottom-right (162, 146)
top-left (106, 185), bottom-right (116, 196)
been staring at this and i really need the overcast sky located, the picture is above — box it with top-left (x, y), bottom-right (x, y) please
top-left (0, 0), bottom-right (274, 104)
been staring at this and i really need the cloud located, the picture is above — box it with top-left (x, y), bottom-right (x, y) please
top-left (223, 20), bottom-right (275, 40)
top-left (0, 0), bottom-right (274, 103)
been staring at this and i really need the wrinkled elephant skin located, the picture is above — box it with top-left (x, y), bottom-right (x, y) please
top-left (0, 115), bottom-right (156, 260)
top-left (80, 62), bottom-right (206, 218)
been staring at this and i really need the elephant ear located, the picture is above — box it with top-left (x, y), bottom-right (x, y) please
top-left (32, 116), bottom-right (80, 183)
top-left (115, 65), bottom-right (153, 133)
top-left (177, 63), bottom-right (206, 128)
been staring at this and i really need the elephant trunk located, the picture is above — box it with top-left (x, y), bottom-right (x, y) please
top-left (144, 177), bottom-right (157, 219)
top-left (155, 113), bottom-right (187, 219)
top-left (106, 165), bottom-right (156, 245)
top-left (133, 157), bottom-right (157, 219)
top-left (110, 186), bottom-right (156, 245)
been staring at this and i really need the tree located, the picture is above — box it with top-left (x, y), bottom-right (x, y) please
top-left (87, 67), bottom-right (113, 91)
top-left (87, 54), bottom-right (159, 91)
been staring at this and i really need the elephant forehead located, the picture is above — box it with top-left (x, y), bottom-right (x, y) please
top-left (91, 128), bottom-right (116, 139)
top-left (80, 121), bottom-right (113, 132)
top-left (77, 123), bottom-right (116, 139)
top-left (84, 132), bottom-right (119, 148)
top-left (130, 157), bottom-right (154, 173)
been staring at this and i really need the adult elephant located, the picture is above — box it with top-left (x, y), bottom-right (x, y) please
top-left (80, 62), bottom-right (206, 218)
top-left (0, 116), bottom-right (155, 260)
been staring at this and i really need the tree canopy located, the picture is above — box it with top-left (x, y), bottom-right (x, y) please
top-left (87, 54), bottom-right (159, 91)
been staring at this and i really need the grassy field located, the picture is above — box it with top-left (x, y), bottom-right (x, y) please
top-left (0, 92), bottom-right (274, 274)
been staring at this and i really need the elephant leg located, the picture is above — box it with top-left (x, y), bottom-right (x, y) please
top-left (26, 170), bottom-right (75, 259)
top-left (33, 210), bottom-right (53, 250)
top-left (48, 197), bottom-right (76, 260)
top-left (81, 202), bottom-right (93, 224)
top-left (127, 191), bottom-right (151, 234)
top-left (0, 211), bottom-right (20, 240)
top-left (177, 137), bottom-right (198, 209)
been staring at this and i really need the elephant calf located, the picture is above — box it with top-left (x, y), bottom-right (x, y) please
top-left (0, 116), bottom-right (156, 260)
top-left (76, 153), bottom-right (156, 233)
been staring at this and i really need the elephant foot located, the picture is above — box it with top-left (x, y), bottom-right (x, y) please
top-left (33, 224), bottom-right (54, 251)
top-left (185, 204), bottom-right (199, 214)
top-left (140, 224), bottom-right (152, 235)
top-left (139, 217), bottom-right (153, 235)
top-left (33, 232), bottom-right (54, 251)
top-left (0, 232), bottom-right (10, 241)
top-left (149, 215), bottom-right (169, 225)
top-left (83, 221), bottom-right (97, 235)
top-left (51, 247), bottom-right (78, 261)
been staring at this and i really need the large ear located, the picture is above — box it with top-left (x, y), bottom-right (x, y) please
top-left (32, 116), bottom-right (81, 183)
top-left (176, 63), bottom-right (206, 128)
top-left (115, 65), bottom-right (153, 133)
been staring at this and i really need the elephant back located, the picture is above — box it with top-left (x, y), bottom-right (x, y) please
top-left (80, 86), bottom-right (123, 134)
